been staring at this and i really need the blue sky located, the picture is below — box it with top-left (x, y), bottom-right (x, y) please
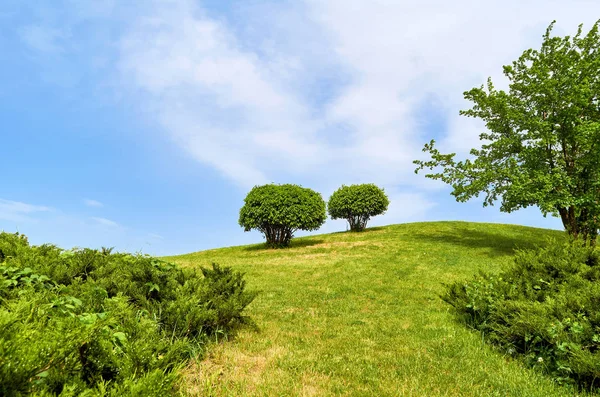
top-left (1, 1), bottom-right (599, 256)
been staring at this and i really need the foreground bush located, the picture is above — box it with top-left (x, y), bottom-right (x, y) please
top-left (239, 184), bottom-right (326, 247)
top-left (443, 242), bottom-right (600, 390)
top-left (327, 184), bottom-right (389, 231)
top-left (0, 232), bottom-right (255, 396)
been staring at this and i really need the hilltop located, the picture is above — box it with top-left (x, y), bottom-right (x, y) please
top-left (165, 221), bottom-right (585, 396)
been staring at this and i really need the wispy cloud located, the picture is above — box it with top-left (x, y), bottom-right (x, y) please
top-left (84, 199), bottom-right (104, 208)
top-left (0, 199), bottom-right (51, 223)
top-left (13, 0), bottom-right (600, 233)
top-left (19, 25), bottom-right (69, 54)
top-left (117, 0), bottom-right (326, 187)
top-left (306, 1), bottom-right (600, 156)
top-left (115, 0), bottom-right (600, 191)
top-left (91, 217), bottom-right (119, 228)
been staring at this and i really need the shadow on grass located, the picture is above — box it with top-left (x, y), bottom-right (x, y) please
top-left (410, 226), bottom-right (564, 257)
top-left (330, 226), bottom-right (387, 234)
top-left (242, 238), bottom-right (326, 252)
top-left (359, 226), bottom-right (386, 233)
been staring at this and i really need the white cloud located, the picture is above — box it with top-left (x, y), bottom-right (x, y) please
top-left (114, 0), bottom-right (600, 194)
top-left (15, 1), bottom-right (600, 238)
top-left (0, 199), bottom-right (51, 223)
top-left (84, 199), bottom-right (104, 208)
top-left (117, 0), bottom-right (329, 188)
top-left (91, 217), bottom-right (119, 228)
top-left (306, 0), bottom-right (600, 157)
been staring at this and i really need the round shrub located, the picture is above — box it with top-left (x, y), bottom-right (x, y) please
top-left (239, 184), bottom-right (326, 247)
top-left (328, 184), bottom-right (389, 232)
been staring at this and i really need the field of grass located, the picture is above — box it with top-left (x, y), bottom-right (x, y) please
top-left (166, 221), bottom-right (588, 396)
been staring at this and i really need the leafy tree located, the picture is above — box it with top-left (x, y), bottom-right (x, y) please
top-left (239, 184), bottom-right (326, 247)
top-left (414, 20), bottom-right (600, 244)
top-left (328, 184), bottom-right (389, 232)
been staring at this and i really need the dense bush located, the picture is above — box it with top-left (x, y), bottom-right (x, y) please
top-left (0, 232), bottom-right (255, 396)
top-left (239, 183), bottom-right (326, 247)
top-left (443, 242), bottom-right (600, 391)
top-left (327, 184), bottom-right (389, 231)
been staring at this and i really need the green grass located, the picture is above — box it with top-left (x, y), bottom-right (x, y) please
top-left (165, 221), bottom-right (589, 396)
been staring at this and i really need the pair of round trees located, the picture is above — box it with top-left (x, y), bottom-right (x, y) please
top-left (239, 184), bottom-right (390, 247)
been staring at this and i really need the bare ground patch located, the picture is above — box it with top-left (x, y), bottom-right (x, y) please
top-left (182, 342), bottom-right (285, 396)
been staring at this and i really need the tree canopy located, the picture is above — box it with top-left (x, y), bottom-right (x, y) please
top-left (238, 184), bottom-right (326, 247)
top-left (414, 20), bottom-right (600, 244)
top-left (328, 184), bottom-right (389, 231)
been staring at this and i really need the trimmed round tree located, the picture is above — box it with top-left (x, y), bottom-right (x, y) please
top-left (239, 184), bottom-right (326, 247)
top-left (328, 184), bottom-right (389, 232)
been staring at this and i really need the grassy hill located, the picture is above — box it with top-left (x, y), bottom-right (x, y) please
top-left (166, 221), bottom-right (587, 396)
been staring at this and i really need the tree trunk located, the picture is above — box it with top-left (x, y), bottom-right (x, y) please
top-left (262, 224), bottom-right (293, 247)
top-left (558, 206), bottom-right (579, 239)
top-left (348, 215), bottom-right (369, 232)
top-left (569, 206), bottom-right (578, 239)
top-left (557, 206), bottom-right (600, 246)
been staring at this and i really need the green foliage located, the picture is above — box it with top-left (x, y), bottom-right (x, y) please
top-left (171, 222), bottom-right (578, 396)
top-left (414, 20), bottom-right (600, 244)
top-left (327, 184), bottom-right (389, 231)
top-left (443, 241), bottom-right (600, 391)
top-left (238, 183), bottom-right (326, 247)
top-left (0, 231), bottom-right (255, 396)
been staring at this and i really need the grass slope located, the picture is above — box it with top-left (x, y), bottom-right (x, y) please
top-left (166, 221), bottom-right (587, 397)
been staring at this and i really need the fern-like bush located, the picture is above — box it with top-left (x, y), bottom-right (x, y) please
top-left (327, 184), bottom-right (389, 231)
top-left (239, 184), bottom-right (326, 247)
top-left (0, 232), bottom-right (255, 396)
top-left (443, 242), bottom-right (600, 390)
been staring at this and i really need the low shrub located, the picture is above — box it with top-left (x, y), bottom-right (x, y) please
top-left (443, 241), bottom-right (600, 390)
top-left (0, 232), bottom-right (255, 396)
